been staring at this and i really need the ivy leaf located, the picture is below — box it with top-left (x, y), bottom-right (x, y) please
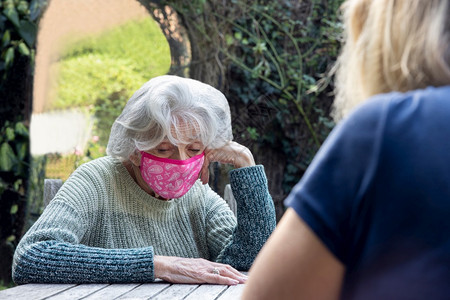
top-left (15, 122), bottom-right (29, 137)
top-left (17, 1), bottom-right (29, 15)
top-left (30, 0), bottom-right (47, 22)
top-left (5, 127), bottom-right (15, 141)
top-left (15, 142), bottom-right (27, 160)
top-left (4, 46), bottom-right (14, 68)
top-left (2, 30), bottom-right (10, 48)
top-left (10, 204), bottom-right (18, 214)
top-left (17, 41), bottom-right (30, 56)
top-left (2, 5), bottom-right (20, 28)
top-left (225, 34), bottom-right (234, 46)
top-left (18, 20), bottom-right (37, 47)
top-left (0, 142), bottom-right (17, 171)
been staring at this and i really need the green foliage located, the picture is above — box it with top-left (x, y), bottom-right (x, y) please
top-left (50, 18), bottom-right (170, 110)
top-left (0, 121), bottom-right (29, 247)
top-left (60, 18), bottom-right (170, 77)
top-left (0, 0), bottom-right (42, 285)
top-left (50, 53), bottom-right (146, 109)
top-left (0, 121), bottom-right (29, 182)
top-left (26, 154), bottom-right (46, 228)
top-left (49, 18), bottom-right (170, 145)
top-left (0, 0), bottom-right (44, 81)
top-left (223, 0), bottom-right (343, 191)
top-left (74, 135), bottom-right (106, 168)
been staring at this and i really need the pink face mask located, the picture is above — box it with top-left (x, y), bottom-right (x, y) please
top-left (140, 151), bottom-right (205, 199)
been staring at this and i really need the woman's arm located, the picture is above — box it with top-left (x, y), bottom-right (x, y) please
top-left (216, 165), bottom-right (276, 270)
top-left (202, 166), bottom-right (275, 271)
top-left (242, 208), bottom-right (345, 300)
top-left (200, 141), bottom-right (276, 270)
top-left (12, 199), bottom-right (155, 284)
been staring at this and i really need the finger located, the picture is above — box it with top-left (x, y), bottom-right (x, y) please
top-left (216, 267), bottom-right (247, 284)
top-left (205, 272), bottom-right (240, 285)
top-left (209, 263), bottom-right (248, 282)
top-left (201, 166), bottom-right (209, 184)
top-left (200, 152), bottom-right (211, 184)
top-left (220, 264), bottom-right (248, 281)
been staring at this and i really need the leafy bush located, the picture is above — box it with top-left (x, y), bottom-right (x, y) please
top-left (60, 18), bottom-right (170, 77)
top-left (0, 121), bottom-right (29, 284)
top-left (50, 54), bottom-right (146, 109)
top-left (225, 0), bottom-right (343, 192)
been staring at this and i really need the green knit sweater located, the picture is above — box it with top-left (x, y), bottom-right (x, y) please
top-left (12, 156), bottom-right (276, 284)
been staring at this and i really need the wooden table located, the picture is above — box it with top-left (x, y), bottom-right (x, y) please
top-left (0, 280), bottom-right (246, 300)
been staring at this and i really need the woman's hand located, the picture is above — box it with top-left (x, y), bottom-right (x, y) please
top-left (154, 256), bottom-right (247, 285)
top-left (200, 141), bottom-right (256, 184)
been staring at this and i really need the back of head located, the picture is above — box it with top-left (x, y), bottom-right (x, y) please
top-left (106, 75), bottom-right (233, 161)
top-left (333, 0), bottom-right (450, 121)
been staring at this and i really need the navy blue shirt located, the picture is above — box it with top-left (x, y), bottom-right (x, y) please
top-left (286, 86), bottom-right (450, 299)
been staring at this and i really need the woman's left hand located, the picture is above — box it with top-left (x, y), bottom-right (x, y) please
top-left (200, 141), bottom-right (255, 184)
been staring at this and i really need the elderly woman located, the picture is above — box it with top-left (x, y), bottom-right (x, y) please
top-left (13, 75), bottom-right (276, 285)
top-left (243, 0), bottom-right (450, 299)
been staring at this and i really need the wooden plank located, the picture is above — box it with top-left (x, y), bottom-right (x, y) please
top-left (216, 284), bottom-right (246, 300)
top-left (151, 284), bottom-right (198, 300)
top-left (82, 284), bottom-right (140, 299)
top-left (115, 282), bottom-right (170, 299)
top-left (0, 284), bottom-right (75, 300)
top-left (45, 284), bottom-right (109, 299)
top-left (183, 284), bottom-right (228, 300)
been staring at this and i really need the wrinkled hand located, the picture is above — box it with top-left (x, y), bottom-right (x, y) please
top-left (154, 256), bottom-right (247, 285)
top-left (200, 141), bottom-right (256, 184)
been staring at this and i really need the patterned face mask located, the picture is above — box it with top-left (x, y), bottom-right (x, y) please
top-left (139, 151), bottom-right (205, 199)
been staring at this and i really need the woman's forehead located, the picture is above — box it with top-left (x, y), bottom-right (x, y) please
top-left (170, 122), bottom-right (201, 138)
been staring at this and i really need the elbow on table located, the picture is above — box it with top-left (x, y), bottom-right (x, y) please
top-left (12, 243), bottom-right (51, 284)
top-left (11, 254), bottom-right (32, 285)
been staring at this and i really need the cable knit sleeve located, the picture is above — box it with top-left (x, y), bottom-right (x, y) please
top-left (212, 165), bottom-right (276, 270)
top-left (12, 162), bottom-right (155, 284)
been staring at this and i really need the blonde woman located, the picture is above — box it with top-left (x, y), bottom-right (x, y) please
top-left (243, 0), bottom-right (450, 299)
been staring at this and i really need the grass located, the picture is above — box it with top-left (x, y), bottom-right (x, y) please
top-left (48, 17), bottom-right (171, 110)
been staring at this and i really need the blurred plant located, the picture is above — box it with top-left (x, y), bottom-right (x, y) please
top-left (48, 18), bottom-right (171, 146)
top-left (0, 0), bottom-right (42, 81)
top-left (73, 135), bottom-right (106, 169)
top-left (0, 0), bottom-right (46, 285)
top-left (0, 121), bottom-right (29, 284)
top-left (223, 0), bottom-right (343, 192)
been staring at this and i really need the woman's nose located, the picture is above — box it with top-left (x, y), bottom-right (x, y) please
top-left (172, 148), bottom-right (188, 160)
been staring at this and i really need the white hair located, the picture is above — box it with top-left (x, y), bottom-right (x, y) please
top-left (106, 75), bottom-right (233, 161)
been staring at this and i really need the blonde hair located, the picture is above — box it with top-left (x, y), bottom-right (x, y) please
top-left (332, 0), bottom-right (450, 121)
top-left (106, 75), bottom-right (233, 161)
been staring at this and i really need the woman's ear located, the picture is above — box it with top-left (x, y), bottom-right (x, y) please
top-left (129, 150), bottom-right (141, 167)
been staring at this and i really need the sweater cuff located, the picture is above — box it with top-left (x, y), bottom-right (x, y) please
top-left (229, 165), bottom-right (267, 187)
top-left (229, 165), bottom-right (268, 201)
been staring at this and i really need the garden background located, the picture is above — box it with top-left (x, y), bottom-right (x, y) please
top-left (0, 0), bottom-right (344, 287)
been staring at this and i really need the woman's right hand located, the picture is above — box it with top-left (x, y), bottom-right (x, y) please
top-left (154, 255), bottom-right (247, 285)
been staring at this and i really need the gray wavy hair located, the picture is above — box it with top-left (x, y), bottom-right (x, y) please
top-left (106, 75), bottom-right (233, 161)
